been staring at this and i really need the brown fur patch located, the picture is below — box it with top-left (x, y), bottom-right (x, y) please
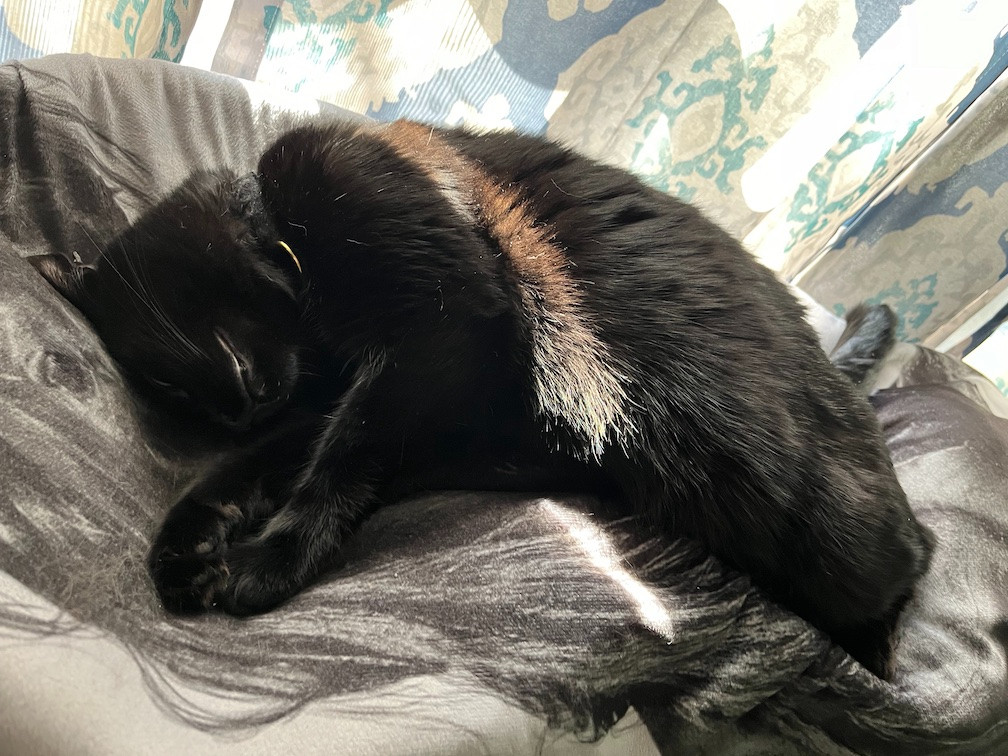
top-left (378, 121), bottom-right (634, 458)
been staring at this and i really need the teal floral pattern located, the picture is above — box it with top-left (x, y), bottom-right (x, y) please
top-left (785, 98), bottom-right (922, 254)
top-left (108, 0), bottom-right (191, 61)
top-left (108, 0), bottom-right (145, 57)
top-left (260, 0), bottom-right (391, 94)
top-left (626, 33), bottom-right (776, 201)
top-left (152, 0), bottom-right (189, 61)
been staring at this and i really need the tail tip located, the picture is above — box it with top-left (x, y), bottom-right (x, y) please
top-left (830, 303), bottom-right (898, 387)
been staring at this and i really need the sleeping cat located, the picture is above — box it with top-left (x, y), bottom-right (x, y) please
top-left (30, 119), bottom-right (933, 678)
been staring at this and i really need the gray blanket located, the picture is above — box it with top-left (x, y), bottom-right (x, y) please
top-left (1, 55), bottom-right (1006, 755)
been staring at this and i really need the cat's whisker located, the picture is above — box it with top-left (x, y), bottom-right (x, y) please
top-left (101, 245), bottom-right (196, 365)
top-left (112, 237), bottom-right (214, 366)
top-left (72, 217), bottom-right (106, 259)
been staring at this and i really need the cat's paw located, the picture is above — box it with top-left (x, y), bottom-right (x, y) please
top-left (216, 532), bottom-right (306, 616)
top-left (148, 498), bottom-right (245, 613)
top-left (150, 550), bottom-right (230, 613)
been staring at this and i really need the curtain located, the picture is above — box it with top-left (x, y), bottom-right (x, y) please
top-left (2, 0), bottom-right (1006, 393)
top-left (0, 1), bottom-right (200, 60)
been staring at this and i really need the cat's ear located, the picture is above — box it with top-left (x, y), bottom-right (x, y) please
top-left (27, 254), bottom-right (93, 312)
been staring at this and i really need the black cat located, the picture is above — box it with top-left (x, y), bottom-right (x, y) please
top-left (31, 119), bottom-right (933, 678)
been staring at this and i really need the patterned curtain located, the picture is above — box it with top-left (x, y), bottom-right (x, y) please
top-left (1, 0), bottom-right (1006, 393)
top-left (0, 1), bottom-right (200, 60)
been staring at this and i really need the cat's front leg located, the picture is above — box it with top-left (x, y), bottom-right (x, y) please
top-left (216, 350), bottom-right (391, 616)
top-left (218, 453), bottom-right (383, 615)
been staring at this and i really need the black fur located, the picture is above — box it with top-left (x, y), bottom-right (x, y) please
top-left (30, 120), bottom-right (933, 678)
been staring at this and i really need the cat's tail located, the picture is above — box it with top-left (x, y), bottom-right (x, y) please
top-left (829, 303), bottom-right (897, 390)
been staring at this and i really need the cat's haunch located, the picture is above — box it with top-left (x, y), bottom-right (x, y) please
top-left (31, 118), bottom-right (933, 679)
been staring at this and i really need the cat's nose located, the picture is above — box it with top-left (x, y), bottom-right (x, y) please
top-left (242, 372), bottom-right (283, 404)
top-left (214, 329), bottom-right (285, 421)
top-left (215, 369), bottom-right (283, 430)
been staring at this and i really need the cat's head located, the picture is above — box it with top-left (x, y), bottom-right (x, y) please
top-left (30, 170), bottom-right (304, 430)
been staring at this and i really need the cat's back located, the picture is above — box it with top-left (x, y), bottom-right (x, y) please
top-left (437, 127), bottom-right (818, 409)
top-left (438, 127), bottom-right (801, 334)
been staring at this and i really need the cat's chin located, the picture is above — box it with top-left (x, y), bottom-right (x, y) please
top-left (206, 401), bottom-right (284, 432)
top-left (215, 415), bottom-right (256, 433)
top-left (130, 384), bottom-right (292, 452)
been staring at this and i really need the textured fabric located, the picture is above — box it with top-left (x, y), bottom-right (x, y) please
top-left (0, 54), bottom-right (1006, 755)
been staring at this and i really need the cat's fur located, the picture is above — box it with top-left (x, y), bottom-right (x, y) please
top-left (31, 119), bottom-right (933, 678)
